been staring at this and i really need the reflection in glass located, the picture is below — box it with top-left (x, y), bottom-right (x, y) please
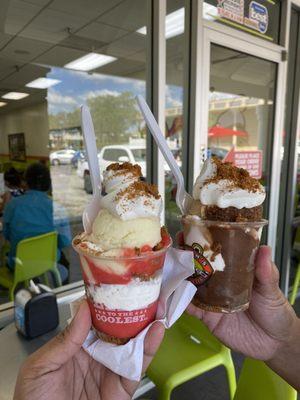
top-left (290, 141), bottom-right (300, 304)
top-left (208, 44), bottom-right (277, 218)
top-left (284, 9), bottom-right (300, 305)
top-left (165, 0), bottom-right (185, 239)
top-left (0, 0), bottom-right (149, 302)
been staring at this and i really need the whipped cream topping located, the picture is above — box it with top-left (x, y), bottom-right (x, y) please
top-left (100, 181), bottom-right (162, 221)
top-left (103, 169), bottom-right (140, 194)
top-left (87, 271), bottom-right (162, 311)
top-left (193, 158), bottom-right (217, 200)
top-left (199, 181), bottom-right (265, 209)
top-left (193, 158), bottom-right (265, 209)
top-left (100, 163), bottom-right (162, 220)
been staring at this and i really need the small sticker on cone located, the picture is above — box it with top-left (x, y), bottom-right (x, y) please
top-left (185, 243), bottom-right (214, 287)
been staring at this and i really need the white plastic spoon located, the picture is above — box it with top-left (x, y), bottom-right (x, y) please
top-left (136, 95), bottom-right (193, 215)
top-left (81, 105), bottom-right (102, 233)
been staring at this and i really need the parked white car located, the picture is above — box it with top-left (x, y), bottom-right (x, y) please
top-left (77, 145), bottom-right (146, 193)
top-left (50, 149), bottom-right (76, 165)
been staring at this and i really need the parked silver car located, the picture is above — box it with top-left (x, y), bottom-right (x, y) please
top-left (49, 149), bottom-right (76, 165)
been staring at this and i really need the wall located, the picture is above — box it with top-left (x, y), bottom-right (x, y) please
top-left (0, 102), bottom-right (49, 170)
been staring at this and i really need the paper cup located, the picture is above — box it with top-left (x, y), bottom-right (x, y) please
top-left (182, 217), bottom-right (268, 313)
top-left (73, 237), bottom-right (171, 344)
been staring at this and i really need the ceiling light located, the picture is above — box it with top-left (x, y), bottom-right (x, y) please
top-left (26, 77), bottom-right (61, 89)
top-left (137, 7), bottom-right (184, 39)
top-left (2, 92), bottom-right (29, 100)
top-left (0, 102), bottom-right (7, 107)
top-left (64, 53), bottom-right (117, 72)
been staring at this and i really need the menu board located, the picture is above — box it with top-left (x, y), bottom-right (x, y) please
top-left (204, 0), bottom-right (281, 43)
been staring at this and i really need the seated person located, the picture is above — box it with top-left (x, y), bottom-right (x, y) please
top-left (0, 167), bottom-right (24, 214)
top-left (3, 163), bottom-right (71, 283)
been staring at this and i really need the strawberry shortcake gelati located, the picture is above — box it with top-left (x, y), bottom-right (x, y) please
top-left (73, 162), bottom-right (171, 344)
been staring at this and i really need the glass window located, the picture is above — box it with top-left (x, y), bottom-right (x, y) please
top-left (203, 0), bottom-right (282, 44)
top-left (276, 8), bottom-right (300, 300)
top-left (289, 130), bottom-right (300, 302)
top-left (102, 148), bottom-right (129, 162)
top-left (131, 148), bottom-right (146, 161)
top-left (165, 0), bottom-right (185, 239)
top-left (207, 44), bottom-right (277, 222)
top-left (0, 0), bottom-right (150, 304)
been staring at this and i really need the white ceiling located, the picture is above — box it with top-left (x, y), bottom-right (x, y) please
top-left (0, 32), bottom-right (13, 47)
top-left (4, 0), bottom-right (44, 35)
top-left (20, 0), bottom-right (50, 7)
top-left (96, 0), bottom-right (147, 32)
top-left (1, 36), bottom-right (52, 63)
top-left (0, 0), bottom-right (274, 115)
top-left (49, 0), bottom-right (122, 20)
top-left (76, 22), bottom-right (128, 44)
top-left (1, 64), bottom-right (50, 89)
top-left (0, 0), bottom-right (150, 114)
top-left (35, 46), bottom-right (86, 67)
top-left (21, 8), bottom-right (91, 43)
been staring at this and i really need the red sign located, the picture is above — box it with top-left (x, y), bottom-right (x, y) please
top-left (223, 148), bottom-right (263, 179)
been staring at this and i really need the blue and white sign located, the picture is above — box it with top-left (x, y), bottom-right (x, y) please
top-left (211, 0), bottom-right (279, 42)
top-left (249, 1), bottom-right (268, 33)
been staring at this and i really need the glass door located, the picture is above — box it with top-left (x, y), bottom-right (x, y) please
top-left (207, 44), bottom-right (277, 224)
top-left (199, 28), bottom-right (284, 252)
top-left (276, 7), bottom-right (300, 299)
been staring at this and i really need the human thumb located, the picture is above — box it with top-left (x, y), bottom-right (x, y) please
top-left (28, 300), bottom-right (91, 372)
top-left (254, 246), bottom-right (281, 299)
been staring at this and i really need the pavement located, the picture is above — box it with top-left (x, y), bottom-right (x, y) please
top-left (51, 164), bottom-right (92, 219)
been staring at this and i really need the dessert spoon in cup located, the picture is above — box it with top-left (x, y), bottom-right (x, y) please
top-left (81, 105), bottom-right (102, 233)
top-left (136, 95), bottom-right (193, 215)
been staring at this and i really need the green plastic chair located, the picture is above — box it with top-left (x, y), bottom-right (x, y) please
top-left (234, 358), bottom-right (297, 400)
top-left (289, 263), bottom-right (300, 305)
top-left (146, 312), bottom-right (236, 400)
top-left (0, 232), bottom-right (62, 300)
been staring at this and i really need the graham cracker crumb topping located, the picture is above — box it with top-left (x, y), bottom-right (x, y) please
top-left (116, 181), bottom-right (161, 201)
top-left (207, 157), bottom-right (261, 192)
top-left (106, 162), bottom-right (142, 177)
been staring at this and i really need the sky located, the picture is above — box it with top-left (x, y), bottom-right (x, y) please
top-left (46, 67), bottom-right (184, 115)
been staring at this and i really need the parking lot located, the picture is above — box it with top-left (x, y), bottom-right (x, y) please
top-left (50, 164), bottom-right (93, 283)
top-left (50, 164), bottom-right (92, 219)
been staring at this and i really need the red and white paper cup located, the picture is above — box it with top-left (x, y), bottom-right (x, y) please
top-left (73, 237), bottom-right (171, 344)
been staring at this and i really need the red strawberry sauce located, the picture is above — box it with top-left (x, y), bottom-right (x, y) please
top-left (80, 229), bottom-right (171, 285)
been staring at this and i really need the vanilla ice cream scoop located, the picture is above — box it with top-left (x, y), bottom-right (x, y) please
top-left (87, 163), bottom-right (163, 251)
top-left (88, 208), bottom-right (161, 251)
